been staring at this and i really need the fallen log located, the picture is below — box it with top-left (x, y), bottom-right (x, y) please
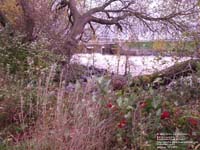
top-left (130, 58), bottom-right (200, 88)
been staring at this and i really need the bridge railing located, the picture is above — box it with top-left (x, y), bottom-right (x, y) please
top-left (87, 38), bottom-right (124, 45)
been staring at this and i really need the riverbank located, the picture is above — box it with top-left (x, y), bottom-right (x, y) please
top-left (71, 53), bottom-right (191, 76)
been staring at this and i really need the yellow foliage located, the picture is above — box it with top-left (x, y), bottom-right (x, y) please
top-left (0, 0), bottom-right (23, 27)
top-left (152, 40), bottom-right (167, 52)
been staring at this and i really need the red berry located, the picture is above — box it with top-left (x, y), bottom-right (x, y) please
top-left (118, 119), bottom-right (126, 128)
top-left (188, 118), bottom-right (198, 126)
top-left (107, 103), bottom-right (113, 108)
top-left (121, 119), bottom-right (126, 124)
top-left (161, 111), bottom-right (170, 119)
top-left (140, 101), bottom-right (147, 108)
top-left (118, 123), bottom-right (123, 128)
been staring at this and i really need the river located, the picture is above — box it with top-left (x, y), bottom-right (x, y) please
top-left (71, 53), bottom-right (191, 76)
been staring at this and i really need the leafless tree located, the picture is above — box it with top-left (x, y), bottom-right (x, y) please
top-left (52, 0), bottom-right (199, 60)
top-left (0, 0), bottom-right (199, 59)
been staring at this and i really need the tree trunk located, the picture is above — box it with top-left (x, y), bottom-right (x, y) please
top-left (61, 18), bottom-right (88, 82)
top-left (0, 11), bottom-right (8, 27)
top-left (130, 59), bottom-right (200, 88)
top-left (19, 0), bottom-right (35, 42)
top-left (63, 17), bottom-right (87, 61)
top-left (63, 38), bottom-right (78, 62)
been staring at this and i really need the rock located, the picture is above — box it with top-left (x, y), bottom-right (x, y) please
top-left (65, 83), bottom-right (75, 92)
top-left (64, 64), bottom-right (109, 92)
top-left (80, 75), bottom-right (88, 82)
top-left (111, 75), bottom-right (127, 90)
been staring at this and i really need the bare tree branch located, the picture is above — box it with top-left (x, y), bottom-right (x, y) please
top-left (51, 0), bottom-right (199, 59)
top-left (68, 0), bottom-right (81, 19)
top-left (86, 0), bottom-right (119, 15)
top-left (89, 22), bottom-right (96, 35)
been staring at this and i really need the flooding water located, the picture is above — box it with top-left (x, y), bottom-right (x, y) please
top-left (71, 53), bottom-right (191, 76)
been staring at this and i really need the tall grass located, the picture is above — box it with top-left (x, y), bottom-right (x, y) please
top-left (0, 63), bottom-right (121, 150)
top-left (1, 58), bottom-right (200, 149)
top-left (0, 31), bottom-right (199, 149)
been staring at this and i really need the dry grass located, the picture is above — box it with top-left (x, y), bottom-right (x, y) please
top-left (1, 60), bottom-right (200, 150)
top-left (0, 66), bottom-right (119, 150)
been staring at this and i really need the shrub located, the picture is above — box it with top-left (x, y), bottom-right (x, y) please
top-left (0, 30), bottom-right (199, 149)
top-left (0, 29), bottom-right (63, 147)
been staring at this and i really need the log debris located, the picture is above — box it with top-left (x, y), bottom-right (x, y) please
top-left (130, 59), bottom-right (200, 88)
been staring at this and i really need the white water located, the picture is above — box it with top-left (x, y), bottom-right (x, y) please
top-left (71, 53), bottom-right (191, 76)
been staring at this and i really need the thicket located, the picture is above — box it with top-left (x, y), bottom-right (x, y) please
top-left (0, 30), bottom-right (199, 150)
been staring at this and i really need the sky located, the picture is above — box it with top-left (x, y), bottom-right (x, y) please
top-left (52, 0), bottom-right (199, 41)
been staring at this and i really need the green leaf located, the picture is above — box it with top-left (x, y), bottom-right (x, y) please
top-left (123, 97), bottom-right (129, 106)
top-left (152, 98), bottom-right (160, 109)
top-left (156, 108), bottom-right (161, 116)
top-left (127, 105), bottom-right (133, 111)
top-left (117, 97), bottom-right (123, 108)
top-left (124, 111), bottom-right (131, 119)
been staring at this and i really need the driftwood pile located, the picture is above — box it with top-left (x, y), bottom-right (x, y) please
top-left (130, 59), bottom-right (200, 88)
top-left (111, 59), bottom-right (200, 90)
top-left (63, 59), bottom-right (200, 91)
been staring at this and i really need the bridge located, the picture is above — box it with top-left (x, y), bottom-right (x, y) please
top-left (77, 38), bottom-right (159, 56)
top-left (87, 37), bottom-right (123, 45)
top-left (80, 37), bottom-right (127, 54)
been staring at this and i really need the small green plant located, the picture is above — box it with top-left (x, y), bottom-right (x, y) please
top-left (0, 29), bottom-right (199, 149)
